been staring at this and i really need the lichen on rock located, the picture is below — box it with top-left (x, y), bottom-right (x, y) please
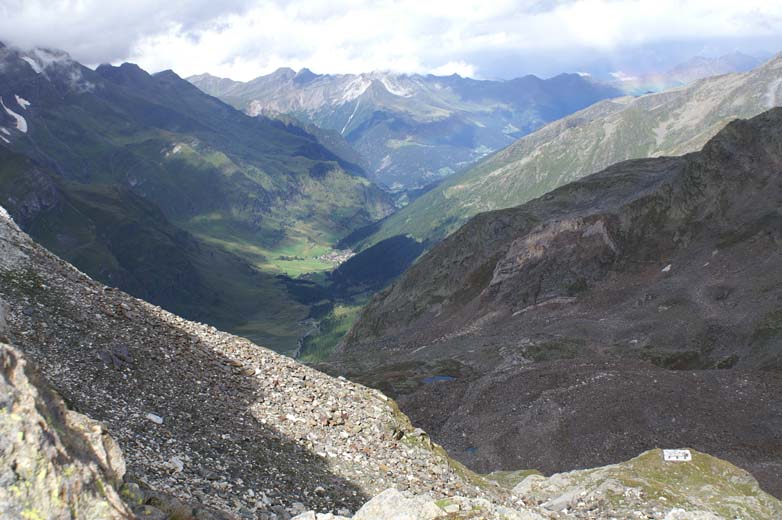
top-left (0, 342), bottom-right (132, 519)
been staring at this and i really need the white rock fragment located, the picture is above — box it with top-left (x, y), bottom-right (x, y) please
top-left (292, 513), bottom-right (351, 520)
top-left (168, 456), bottom-right (184, 472)
top-left (661, 264), bottom-right (672, 273)
top-left (291, 513), bottom-right (316, 520)
top-left (145, 413), bottom-right (163, 425)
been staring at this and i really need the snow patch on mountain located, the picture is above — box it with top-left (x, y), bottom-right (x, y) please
top-left (0, 127), bottom-right (9, 135)
top-left (0, 135), bottom-right (9, 144)
top-left (379, 76), bottom-right (414, 97)
top-left (0, 97), bottom-right (28, 133)
top-left (21, 56), bottom-right (42, 74)
top-left (31, 48), bottom-right (71, 70)
top-left (342, 77), bottom-right (371, 102)
top-left (165, 143), bottom-right (184, 157)
top-left (18, 48), bottom-right (94, 93)
top-left (341, 100), bottom-right (360, 135)
top-left (21, 48), bottom-right (70, 75)
top-left (14, 95), bottom-right (30, 110)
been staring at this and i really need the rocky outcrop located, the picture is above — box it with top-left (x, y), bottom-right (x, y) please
top-left (0, 342), bottom-right (132, 519)
top-left (189, 69), bottom-right (621, 189)
top-left (514, 449), bottom-right (782, 519)
top-left (334, 108), bottom-right (782, 497)
top-left (289, 449), bottom-right (782, 519)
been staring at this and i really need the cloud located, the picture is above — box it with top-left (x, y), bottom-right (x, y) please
top-left (0, 0), bottom-right (253, 64)
top-left (609, 71), bottom-right (638, 82)
top-left (1, 0), bottom-right (781, 80)
top-left (430, 61), bottom-right (478, 78)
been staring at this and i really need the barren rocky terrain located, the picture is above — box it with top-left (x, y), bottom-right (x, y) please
top-left (2, 170), bottom-right (780, 518)
top-left (0, 205), bottom-right (503, 517)
top-left (334, 108), bottom-right (782, 498)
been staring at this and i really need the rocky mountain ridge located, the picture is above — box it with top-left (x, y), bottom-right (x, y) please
top-left (354, 53), bottom-right (782, 252)
top-left (189, 69), bottom-right (621, 189)
top-left (0, 42), bottom-right (394, 353)
top-left (334, 108), bottom-right (782, 498)
top-left (1, 181), bottom-right (779, 518)
top-left (610, 51), bottom-right (763, 94)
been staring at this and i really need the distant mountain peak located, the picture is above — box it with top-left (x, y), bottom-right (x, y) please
top-left (3, 46), bottom-right (77, 76)
top-left (95, 62), bottom-right (151, 87)
top-left (763, 52), bottom-right (782, 68)
top-left (271, 67), bottom-right (296, 79)
top-left (190, 66), bottom-right (621, 188)
top-left (293, 67), bottom-right (318, 84)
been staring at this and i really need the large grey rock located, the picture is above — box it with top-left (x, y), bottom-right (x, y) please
top-left (0, 343), bottom-right (132, 519)
top-left (352, 488), bottom-right (444, 520)
top-left (663, 510), bottom-right (721, 520)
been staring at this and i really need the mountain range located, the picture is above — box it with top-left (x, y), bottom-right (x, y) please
top-left (1, 34), bottom-right (782, 520)
top-left (0, 42), bottom-right (393, 352)
top-left (331, 108), bottom-right (782, 498)
top-left (610, 51), bottom-right (764, 94)
top-left (349, 53), bottom-right (782, 254)
top-left (189, 69), bottom-right (622, 190)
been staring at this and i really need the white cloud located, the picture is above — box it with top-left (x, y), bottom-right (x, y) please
top-left (1, 0), bottom-right (781, 80)
top-left (609, 71), bottom-right (638, 82)
top-left (430, 61), bottom-right (478, 78)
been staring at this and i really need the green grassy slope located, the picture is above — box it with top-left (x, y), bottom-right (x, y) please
top-left (0, 147), bottom-right (310, 351)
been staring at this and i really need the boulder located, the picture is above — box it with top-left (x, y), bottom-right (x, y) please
top-left (0, 342), bottom-right (132, 519)
top-left (353, 488), bottom-right (444, 519)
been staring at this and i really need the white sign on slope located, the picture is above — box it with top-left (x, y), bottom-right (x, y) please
top-left (663, 449), bottom-right (692, 462)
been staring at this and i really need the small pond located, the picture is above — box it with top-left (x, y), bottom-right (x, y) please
top-left (421, 375), bottom-right (456, 384)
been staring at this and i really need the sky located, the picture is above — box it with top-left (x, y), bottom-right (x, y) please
top-left (1, 0), bottom-right (781, 80)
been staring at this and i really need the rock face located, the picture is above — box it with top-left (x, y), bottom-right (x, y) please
top-left (334, 108), bottom-right (782, 496)
top-left (0, 342), bottom-right (132, 519)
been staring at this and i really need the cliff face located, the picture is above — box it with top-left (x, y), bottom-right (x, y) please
top-left (334, 109), bottom-right (782, 496)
